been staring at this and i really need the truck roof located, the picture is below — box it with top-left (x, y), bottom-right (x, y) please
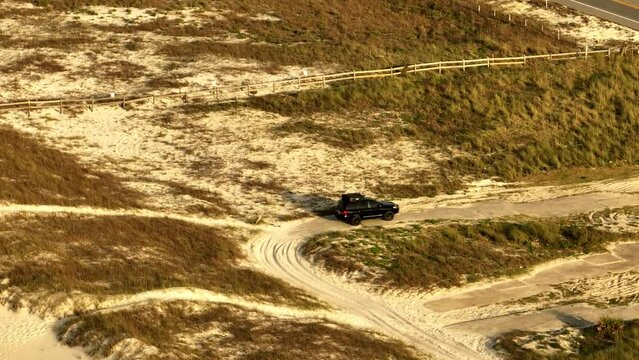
top-left (341, 193), bottom-right (366, 203)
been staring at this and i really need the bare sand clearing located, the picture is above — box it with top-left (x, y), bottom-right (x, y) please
top-left (0, 305), bottom-right (87, 360)
top-left (0, 106), bottom-right (437, 221)
top-left (247, 176), bottom-right (639, 360)
top-left (489, 0), bottom-right (639, 45)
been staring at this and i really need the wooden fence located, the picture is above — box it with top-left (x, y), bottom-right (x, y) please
top-left (0, 47), bottom-right (631, 115)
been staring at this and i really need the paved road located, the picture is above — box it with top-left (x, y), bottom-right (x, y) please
top-left (553, 0), bottom-right (639, 30)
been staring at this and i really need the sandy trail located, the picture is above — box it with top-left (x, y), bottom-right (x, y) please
top-left (247, 186), bottom-right (639, 359)
top-left (1, 177), bottom-right (639, 359)
top-left (0, 305), bottom-right (88, 360)
top-left (0, 203), bottom-right (252, 229)
top-left (91, 287), bottom-right (369, 328)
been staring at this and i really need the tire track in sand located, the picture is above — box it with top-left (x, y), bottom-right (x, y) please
top-left (248, 190), bottom-right (639, 359)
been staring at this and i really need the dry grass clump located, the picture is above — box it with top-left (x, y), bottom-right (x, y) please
top-left (0, 7), bottom-right (44, 18)
top-left (28, 0), bottom-right (204, 9)
top-left (0, 214), bottom-right (319, 308)
top-left (58, 301), bottom-right (418, 359)
top-left (2, 31), bottom-right (95, 50)
top-left (495, 318), bottom-right (639, 360)
top-left (0, 126), bottom-right (142, 208)
top-left (97, 17), bottom-right (229, 38)
top-left (98, 60), bottom-right (148, 81)
top-left (158, 180), bottom-right (232, 216)
top-left (302, 218), bottom-right (633, 290)
top-left (273, 119), bottom-right (375, 150)
top-left (253, 56), bottom-right (639, 195)
top-left (1, 53), bottom-right (66, 73)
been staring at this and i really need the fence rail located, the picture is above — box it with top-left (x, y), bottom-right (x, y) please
top-left (0, 47), bottom-right (633, 115)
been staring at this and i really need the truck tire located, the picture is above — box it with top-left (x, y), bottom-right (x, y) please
top-left (383, 211), bottom-right (394, 221)
top-left (350, 215), bottom-right (362, 226)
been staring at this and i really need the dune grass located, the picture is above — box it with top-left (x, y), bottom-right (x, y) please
top-left (0, 214), bottom-right (320, 308)
top-left (0, 126), bottom-right (142, 208)
top-left (252, 55), bottom-right (639, 196)
top-left (496, 318), bottom-right (639, 360)
top-left (163, 0), bottom-right (570, 69)
top-left (59, 300), bottom-right (418, 359)
top-left (302, 218), bottom-right (633, 290)
top-left (27, 0), bottom-right (570, 70)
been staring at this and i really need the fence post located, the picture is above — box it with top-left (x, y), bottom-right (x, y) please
top-left (524, 18), bottom-right (528, 27)
top-left (493, 9), bottom-right (496, 17)
top-left (152, 95), bottom-right (155, 105)
top-left (477, 4), bottom-right (480, 13)
top-left (508, 14), bottom-right (511, 23)
top-left (92, 97), bottom-right (95, 110)
top-left (545, 0), bottom-right (548, 7)
top-left (463, 59), bottom-right (466, 71)
top-left (60, 99), bottom-right (63, 114)
top-left (523, 54), bottom-right (526, 64)
top-left (487, 57), bottom-right (490, 67)
top-left (27, 100), bottom-right (30, 117)
top-left (298, 76), bottom-right (301, 89)
top-left (352, 71), bottom-right (356, 81)
top-left (247, 83), bottom-right (251, 95)
top-left (272, 82), bottom-right (276, 92)
top-left (413, 63), bottom-right (417, 73)
top-left (439, 61), bottom-right (442, 74)
top-left (323, 75), bottom-right (326, 87)
top-left (557, 30), bottom-right (560, 40)
top-left (608, 48), bottom-right (612, 57)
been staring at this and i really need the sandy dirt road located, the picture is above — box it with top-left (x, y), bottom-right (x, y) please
top-left (2, 179), bottom-right (639, 359)
top-left (247, 186), bottom-right (639, 359)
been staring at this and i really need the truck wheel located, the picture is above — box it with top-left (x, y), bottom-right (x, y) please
top-left (383, 211), bottom-right (394, 221)
top-left (350, 215), bottom-right (362, 226)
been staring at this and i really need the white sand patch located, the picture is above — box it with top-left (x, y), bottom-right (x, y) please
top-left (489, 0), bottom-right (639, 45)
top-left (0, 305), bottom-right (88, 360)
top-left (515, 327), bottom-right (582, 355)
top-left (65, 6), bottom-right (222, 27)
top-left (249, 13), bottom-right (281, 22)
top-left (0, 1), bottom-right (37, 10)
top-left (589, 210), bottom-right (639, 233)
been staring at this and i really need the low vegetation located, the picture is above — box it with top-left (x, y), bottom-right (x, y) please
top-left (0, 54), bottom-right (66, 73)
top-left (302, 218), bottom-right (634, 290)
top-left (25, 0), bottom-right (570, 70)
top-left (253, 55), bottom-right (639, 196)
top-left (59, 300), bottom-right (418, 359)
top-left (496, 318), bottom-right (639, 359)
top-left (0, 214), bottom-right (320, 308)
top-left (0, 126), bottom-right (142, 208)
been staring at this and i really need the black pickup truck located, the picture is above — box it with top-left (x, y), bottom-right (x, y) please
top-left (335, 193), bottom-right (400, 225)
